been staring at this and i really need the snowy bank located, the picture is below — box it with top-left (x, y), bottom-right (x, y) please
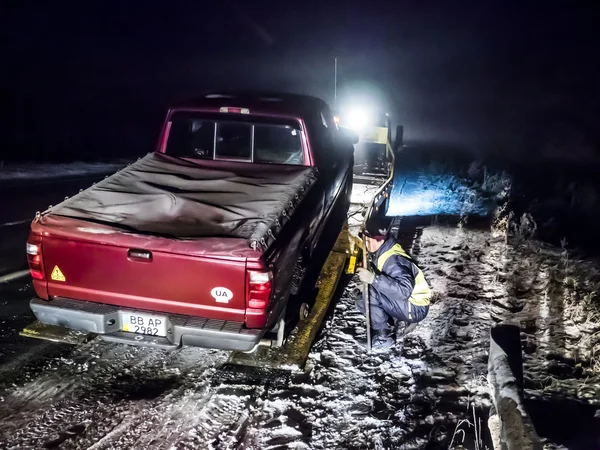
top-left (0, 160), bottom-right (129, 183)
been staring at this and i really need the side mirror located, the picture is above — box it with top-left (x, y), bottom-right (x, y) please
top-left (338, 126), bottom-right (359, 145)
top-left (393, 125), bottom-right (404, 153)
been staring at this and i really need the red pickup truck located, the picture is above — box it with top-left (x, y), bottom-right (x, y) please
top-left (26, 93), bottom-right (355, 352)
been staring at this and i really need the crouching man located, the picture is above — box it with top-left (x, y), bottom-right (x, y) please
top-left (355, 218), bottom-right (432, 349)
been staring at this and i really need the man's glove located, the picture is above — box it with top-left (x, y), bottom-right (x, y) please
top-left (357, 268), bottom-right (375, 284)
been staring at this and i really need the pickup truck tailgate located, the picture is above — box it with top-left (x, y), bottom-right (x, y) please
top-left (41, 236), bottom-right (247, 322)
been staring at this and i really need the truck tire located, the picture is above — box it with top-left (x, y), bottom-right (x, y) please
top-left (290, 253), bottom-right (307, 296)
top-left (286, 285), bottom-right (319, 330)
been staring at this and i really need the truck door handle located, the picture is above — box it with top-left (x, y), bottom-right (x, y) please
top-left (128, 249), bottom-right (152, 262)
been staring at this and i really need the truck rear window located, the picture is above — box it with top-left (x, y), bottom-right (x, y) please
top-left (165, 113), bottom-right (304, 165)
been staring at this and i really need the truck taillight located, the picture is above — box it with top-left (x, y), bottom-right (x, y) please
top-left (26, 237), bottom-right (44, 280)
top-left (246, 270), bottom-right (272, 309)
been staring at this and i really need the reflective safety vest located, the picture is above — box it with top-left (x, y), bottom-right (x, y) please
top-left (376, 244), bottom-right (431, 307)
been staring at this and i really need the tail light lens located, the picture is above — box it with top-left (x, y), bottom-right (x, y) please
top-left (26, 236), bottom-right (45, 280)
top-left (246, 270), bottom-right (272, 309)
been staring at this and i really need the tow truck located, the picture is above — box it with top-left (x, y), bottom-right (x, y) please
top-left (335, 108), bottom-right (401, 185)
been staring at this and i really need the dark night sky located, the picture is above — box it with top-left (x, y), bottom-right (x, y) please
top-left (2, 1), bottom-right (599, 162)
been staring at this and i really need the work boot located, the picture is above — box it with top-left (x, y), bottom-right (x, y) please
top-left (371, 329), bottom-right (394, 351)
top-left (394, 320), bottom-right (419, 337)
top-left (402, 322), bottom-right (419, 336)
top-left (393, 320), bottom-right (406, 337)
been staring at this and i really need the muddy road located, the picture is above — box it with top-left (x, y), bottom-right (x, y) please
top-left (0, 176), bottom-right (111, 278)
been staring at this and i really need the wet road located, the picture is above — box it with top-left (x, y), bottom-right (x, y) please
top-left (0, 176), bottom-right (108, 277)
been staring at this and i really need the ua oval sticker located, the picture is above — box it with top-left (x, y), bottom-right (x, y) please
top-left (211, 287), bottom-right (233, 303)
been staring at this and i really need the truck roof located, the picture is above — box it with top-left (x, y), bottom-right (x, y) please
top-left (175, 91), bottom-right (330, 118)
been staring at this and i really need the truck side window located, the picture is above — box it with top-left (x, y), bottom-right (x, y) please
top-left (308, 117), bottom-right (336, 168)
top-left (318, 109), bottom-right (347, 165)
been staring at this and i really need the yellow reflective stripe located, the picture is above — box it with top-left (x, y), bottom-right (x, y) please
top-left (410, 271), bottom-right (431, 306)
top-left (375, 244), bottom-right (431, 307)
top-left (376, 244), bottom-right (411, 271)
top-left (376, 245), bottom-right (402, 271)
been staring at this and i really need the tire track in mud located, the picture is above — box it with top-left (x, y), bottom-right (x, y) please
top-left (92, 377), bottom-right (261, 450)
top-left (0, 340), bottom-right (168, 431)
top-left (0, 338), bottom-right (288, 450)
top-left (0, 339), bottom-right (232, 449)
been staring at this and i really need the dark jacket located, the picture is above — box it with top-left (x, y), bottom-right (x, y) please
top-left (369, 237), bottom-right (430, 322)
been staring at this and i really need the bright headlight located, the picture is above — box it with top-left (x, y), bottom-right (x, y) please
top-left (346, 108), bottom-right (369, 131)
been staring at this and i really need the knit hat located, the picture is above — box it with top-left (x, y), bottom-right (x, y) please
top-left (363, 216), bottom-right (391, 239)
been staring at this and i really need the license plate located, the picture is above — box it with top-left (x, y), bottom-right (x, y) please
top-left (121, 312), bottom-right (167, 337)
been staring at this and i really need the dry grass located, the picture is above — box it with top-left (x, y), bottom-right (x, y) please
top-left (491, 203), bottom-right (510, 240)
top-left (447, 402), bottom-right (487, 450)
top-left (481, 169), bottom-right (511, 199)
top-left (510, 212), bottom-right (538, 241)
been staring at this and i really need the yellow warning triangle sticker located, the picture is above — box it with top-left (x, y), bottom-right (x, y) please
top-left (51, 266), bottom-right (66, 282)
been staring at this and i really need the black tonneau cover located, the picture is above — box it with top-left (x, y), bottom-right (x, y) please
top-left (50, 153), bottom-right (317, 250)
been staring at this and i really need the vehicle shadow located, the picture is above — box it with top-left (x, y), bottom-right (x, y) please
top-left (525, 396), bottom-right (600, 449)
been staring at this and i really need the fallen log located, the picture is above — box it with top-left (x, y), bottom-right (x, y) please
top-left (487, 323), bottom-right (542, 450)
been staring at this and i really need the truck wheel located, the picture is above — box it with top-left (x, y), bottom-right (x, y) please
top-left (287, 285), bottom-right (318, 330)
top-left (299, 302), bottom-right (310, 320)
top-left (290, 253), bottom-right (307, 296)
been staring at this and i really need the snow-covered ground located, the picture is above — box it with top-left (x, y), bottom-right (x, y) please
top-left (1, 217), bottom-right (599, 449)
top-left (388, 173), bottom-right (492, 217)
top-left (0, 160), bottom-right (129, 183)
top-left (1, 159), bottom-right (599, 449)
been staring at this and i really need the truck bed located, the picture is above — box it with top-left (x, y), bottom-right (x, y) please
top-left (28, 153), bottom-right (318, 328)
top-left (47, 152), bottom-right (317, 251)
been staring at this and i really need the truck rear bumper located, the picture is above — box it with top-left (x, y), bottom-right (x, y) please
top-left (30, 297), bottom-right (263, 352)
